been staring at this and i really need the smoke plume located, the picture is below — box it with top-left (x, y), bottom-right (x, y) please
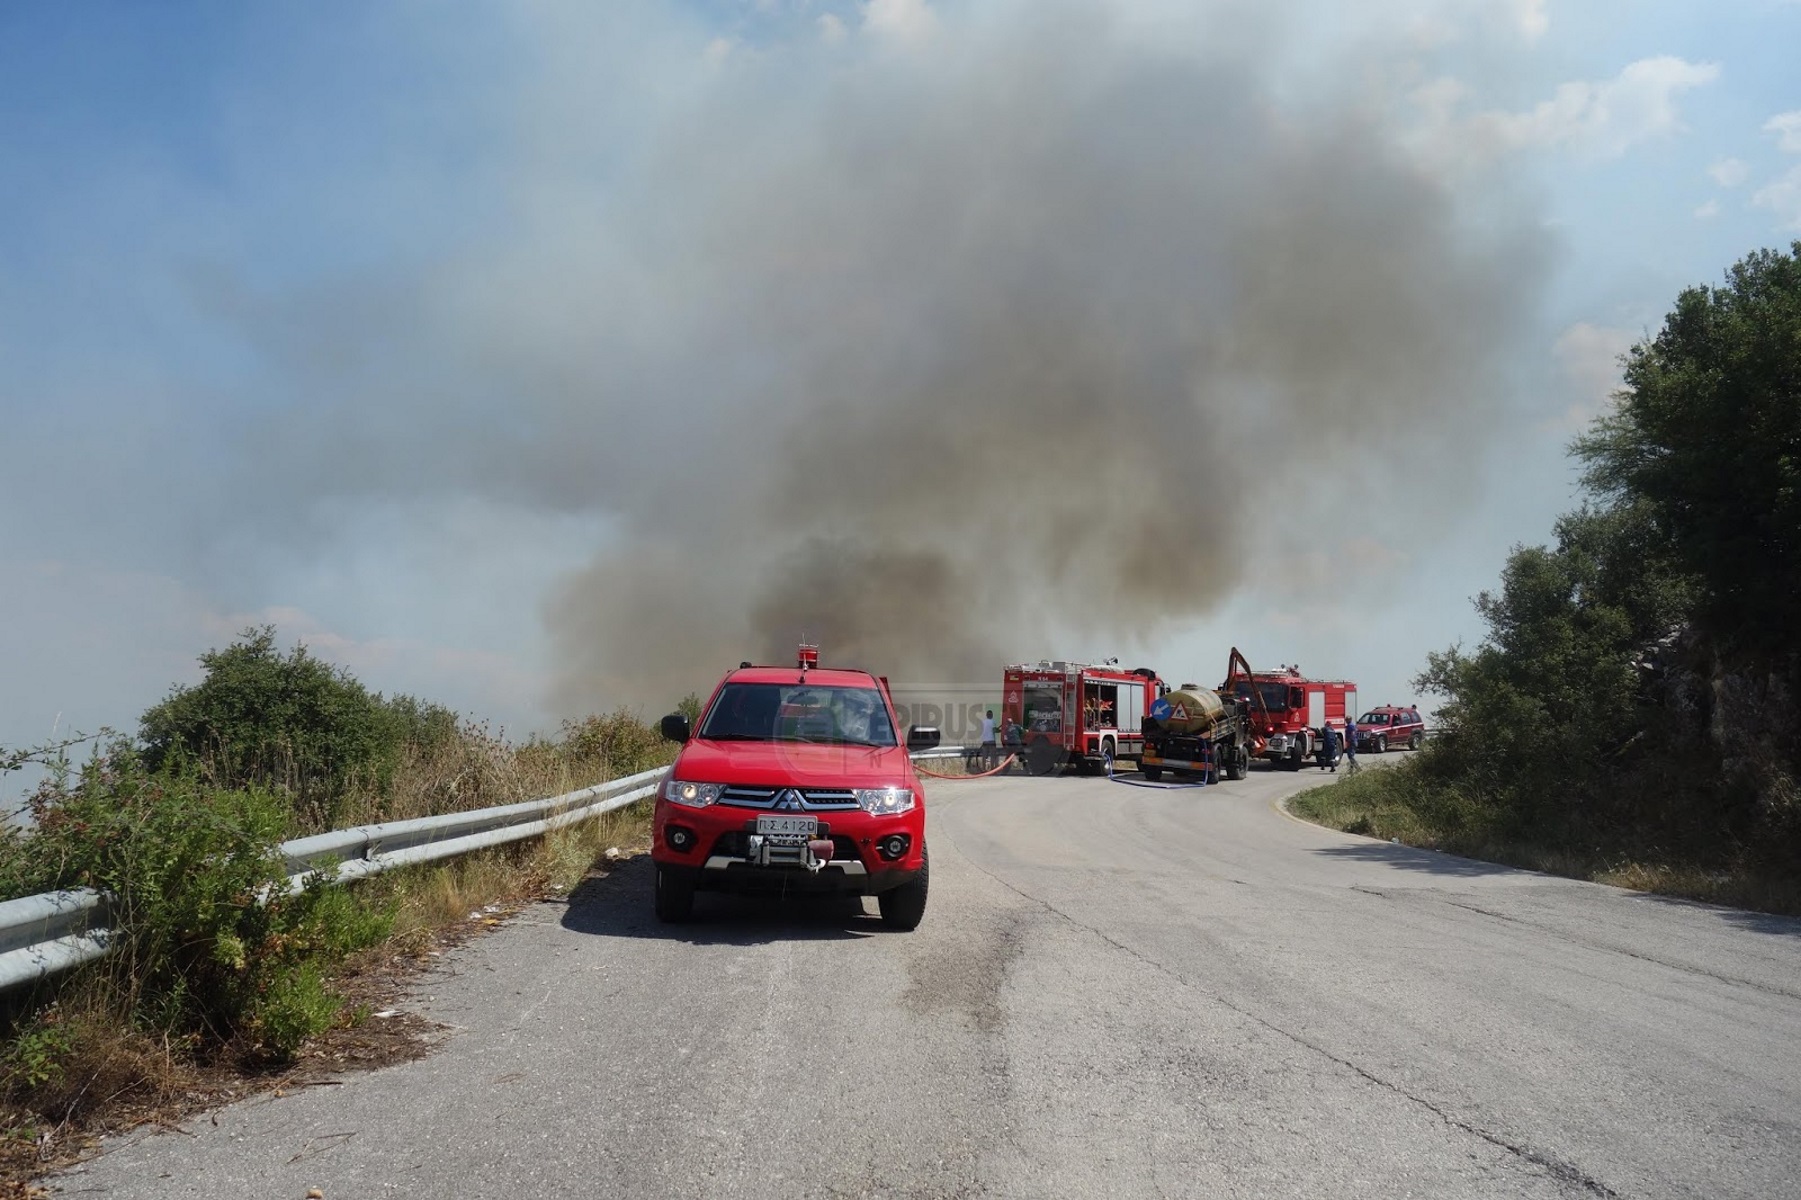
top-left (537, 4), bottom-right (1549, 707)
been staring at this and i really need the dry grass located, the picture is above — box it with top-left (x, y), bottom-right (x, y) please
top-left (1593, 861), bottom-right (1801, 915)
top-left (368, 800), bottom-right (653, 950)
top-left (0, 988), bottom-right (206, 1188)
top-left (1290, 770), bottom-right (1801, 918)
top-left (330, 716), bottom-right (673, 831)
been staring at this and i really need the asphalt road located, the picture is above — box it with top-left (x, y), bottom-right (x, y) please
top-left (57, 764), bottom-right (1801, 1199)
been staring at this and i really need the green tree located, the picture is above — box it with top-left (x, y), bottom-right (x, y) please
top-left (1576, 242), bottom-right (1801, 663)
top-left (140, 626), bottom-right (443, 829)
top-left (1416, 502), bottom-right (1691, 837)
top-left (1410, 242), bottom-right (1801, 864)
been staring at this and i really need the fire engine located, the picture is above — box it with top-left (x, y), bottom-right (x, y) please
top-left (1220, 654), bottom-right (1357, 770)
top-left (1002, 660), bottom-right (1161, 776)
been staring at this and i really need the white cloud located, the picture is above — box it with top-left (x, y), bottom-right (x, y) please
top-left (1511, 0), bottom-right (1548, 40)
top-left (1766, 110), bottom-right (1801, 154)
top-left (1753, 164), bottom-right (1801, 229)
top-left (864, 0), bottom-right (939, 41)
top-left (1473, 56), bottom-right (1720, 160)
top-left (818, 13), bottom-right (847, 42)
top-left (1694, 198), bottom-right (1721, 220)
top-left (1708, 157), bottom-right (1749, 188)
top-left (703, 36), bottom-right (734, 64)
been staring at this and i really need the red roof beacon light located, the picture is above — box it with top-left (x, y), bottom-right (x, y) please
top-left (797, 642), bottom-right (820, 671)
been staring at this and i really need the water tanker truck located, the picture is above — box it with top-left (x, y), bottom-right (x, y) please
top-left (1138, 650), bottom-right (1257, 782)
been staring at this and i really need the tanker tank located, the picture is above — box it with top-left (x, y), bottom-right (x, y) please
top-left (1155, 688), bottom-right (1227, 734)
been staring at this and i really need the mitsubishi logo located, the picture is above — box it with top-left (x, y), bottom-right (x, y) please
top-left (775, 789), bottom-right (805, 811)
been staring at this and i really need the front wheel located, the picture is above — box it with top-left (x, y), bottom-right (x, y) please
top-left (1376, 735), bottom-right (1388, 754)
top-left (878, 850), bottom-right (929, 930)
top-left (1225, 744), bottom-right (1248, 781)
top-left (654, 864), bottom-right (695, 923)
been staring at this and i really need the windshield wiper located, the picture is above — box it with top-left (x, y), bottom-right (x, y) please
top-left (701, 733), bottom-right (770, 742)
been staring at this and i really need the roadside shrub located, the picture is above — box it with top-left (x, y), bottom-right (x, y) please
top-left (1, 1014), bottom-right (74, 1092)
top-left (251, 963), bottom-right (340, 1059)
top-left (2, 743), bottom-right (391, 1060)
top-left (559, 710), bottom-right (668, 778)
top-left (139, 625), bottom-right (456, 831)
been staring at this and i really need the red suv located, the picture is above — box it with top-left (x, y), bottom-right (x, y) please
top-left (652, 650), bottom-right (938, 929)
top-left (1352, 706), bottom-right (1426, 753)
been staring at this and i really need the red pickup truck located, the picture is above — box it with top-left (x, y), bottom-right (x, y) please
top-left (652, 650), bottom-right (938, 929)
top-left (1352, 705), bottom-right (1427, 753)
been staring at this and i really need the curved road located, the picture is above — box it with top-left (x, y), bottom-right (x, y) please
top-left (59, 767), bottom-right (1801, 1198)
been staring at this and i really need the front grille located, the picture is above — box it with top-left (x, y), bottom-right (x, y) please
top-left (706, 831), bottom-right (866, 867)
top-left (718, 786), bottom-right (861, 811)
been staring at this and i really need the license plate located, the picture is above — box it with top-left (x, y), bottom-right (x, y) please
top-left (756, 815), bottom-right (818, 839)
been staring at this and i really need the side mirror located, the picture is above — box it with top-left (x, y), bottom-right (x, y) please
top-left (907, 725), bottom-right (941, 752)
top-left (660, 713), bottom-right (691, 743)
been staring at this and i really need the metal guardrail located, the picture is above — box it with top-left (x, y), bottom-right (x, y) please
top-left (0, 764), bottom-right (670, 995)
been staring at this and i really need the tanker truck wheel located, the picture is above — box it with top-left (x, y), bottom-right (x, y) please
top-left (1226, 744), bottom-right (1249, 781)
top-left (1026, 739), bottom-right (1062, 776)
top-left (1142, 765), bottom-right (1163, 781)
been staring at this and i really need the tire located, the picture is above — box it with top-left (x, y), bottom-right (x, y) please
top-left (1026, 739), bottom-right (1062, 776)
top-left (1225, 743), bottom-right (1248, 781)
top-left (1408, 731), bottom-right (1423, 751)
top-left (1142, 765), bottom-right (1163, 781)
top-left (1101, 739), bottom-right (1116, 776)
top-left (1285, 743), bottom-right (1305, 771)
top-left (1376, 735), bottom-right (1388, 754)
top-left (878, 849), bottom-right (929, 930)
top-left (654, 864), bottom-right (695, 923)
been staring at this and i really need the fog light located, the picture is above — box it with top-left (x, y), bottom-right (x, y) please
top-left (878, 834), bottom-right (910, 861)
top-left (667, 825), bottom-right (695, 851)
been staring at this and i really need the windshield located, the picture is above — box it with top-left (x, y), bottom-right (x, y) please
top-left (1356, 712), bottom-right (1391, 726)
top-left (1229, 681), bottom-right (1292, 713)
top-left (698, 683), bottom-right (897, 746)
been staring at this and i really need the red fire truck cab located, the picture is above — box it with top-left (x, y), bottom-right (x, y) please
top-left (1221, 659), bottom-right (1358, 771)
top-left (1002, 660), bottom-right (1162, 776)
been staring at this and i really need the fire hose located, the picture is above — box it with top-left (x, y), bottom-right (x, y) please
top-left (914, 753), bottom-right (1018, 780)
top-left (1105, 758), bottom-right (1215, 790)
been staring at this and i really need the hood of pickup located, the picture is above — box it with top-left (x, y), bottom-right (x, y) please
top-left (672, 739), bottom-right (916, 789)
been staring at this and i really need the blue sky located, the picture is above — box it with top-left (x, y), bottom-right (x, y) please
top-left (2, 0), bottom-right (1799, 772)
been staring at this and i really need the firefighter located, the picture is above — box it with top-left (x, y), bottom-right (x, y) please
top-left (1343, 715), bottom-right (1360, 772)
top-left (1322, 723), bottom-right (1342, 772)
top-left (979, 709), bottom-right (998, 771)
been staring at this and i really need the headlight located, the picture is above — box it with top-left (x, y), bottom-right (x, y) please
top-left (856, 786), bottom-right (915, 815)
top-left (663, 780), bottom-right (722, 808)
